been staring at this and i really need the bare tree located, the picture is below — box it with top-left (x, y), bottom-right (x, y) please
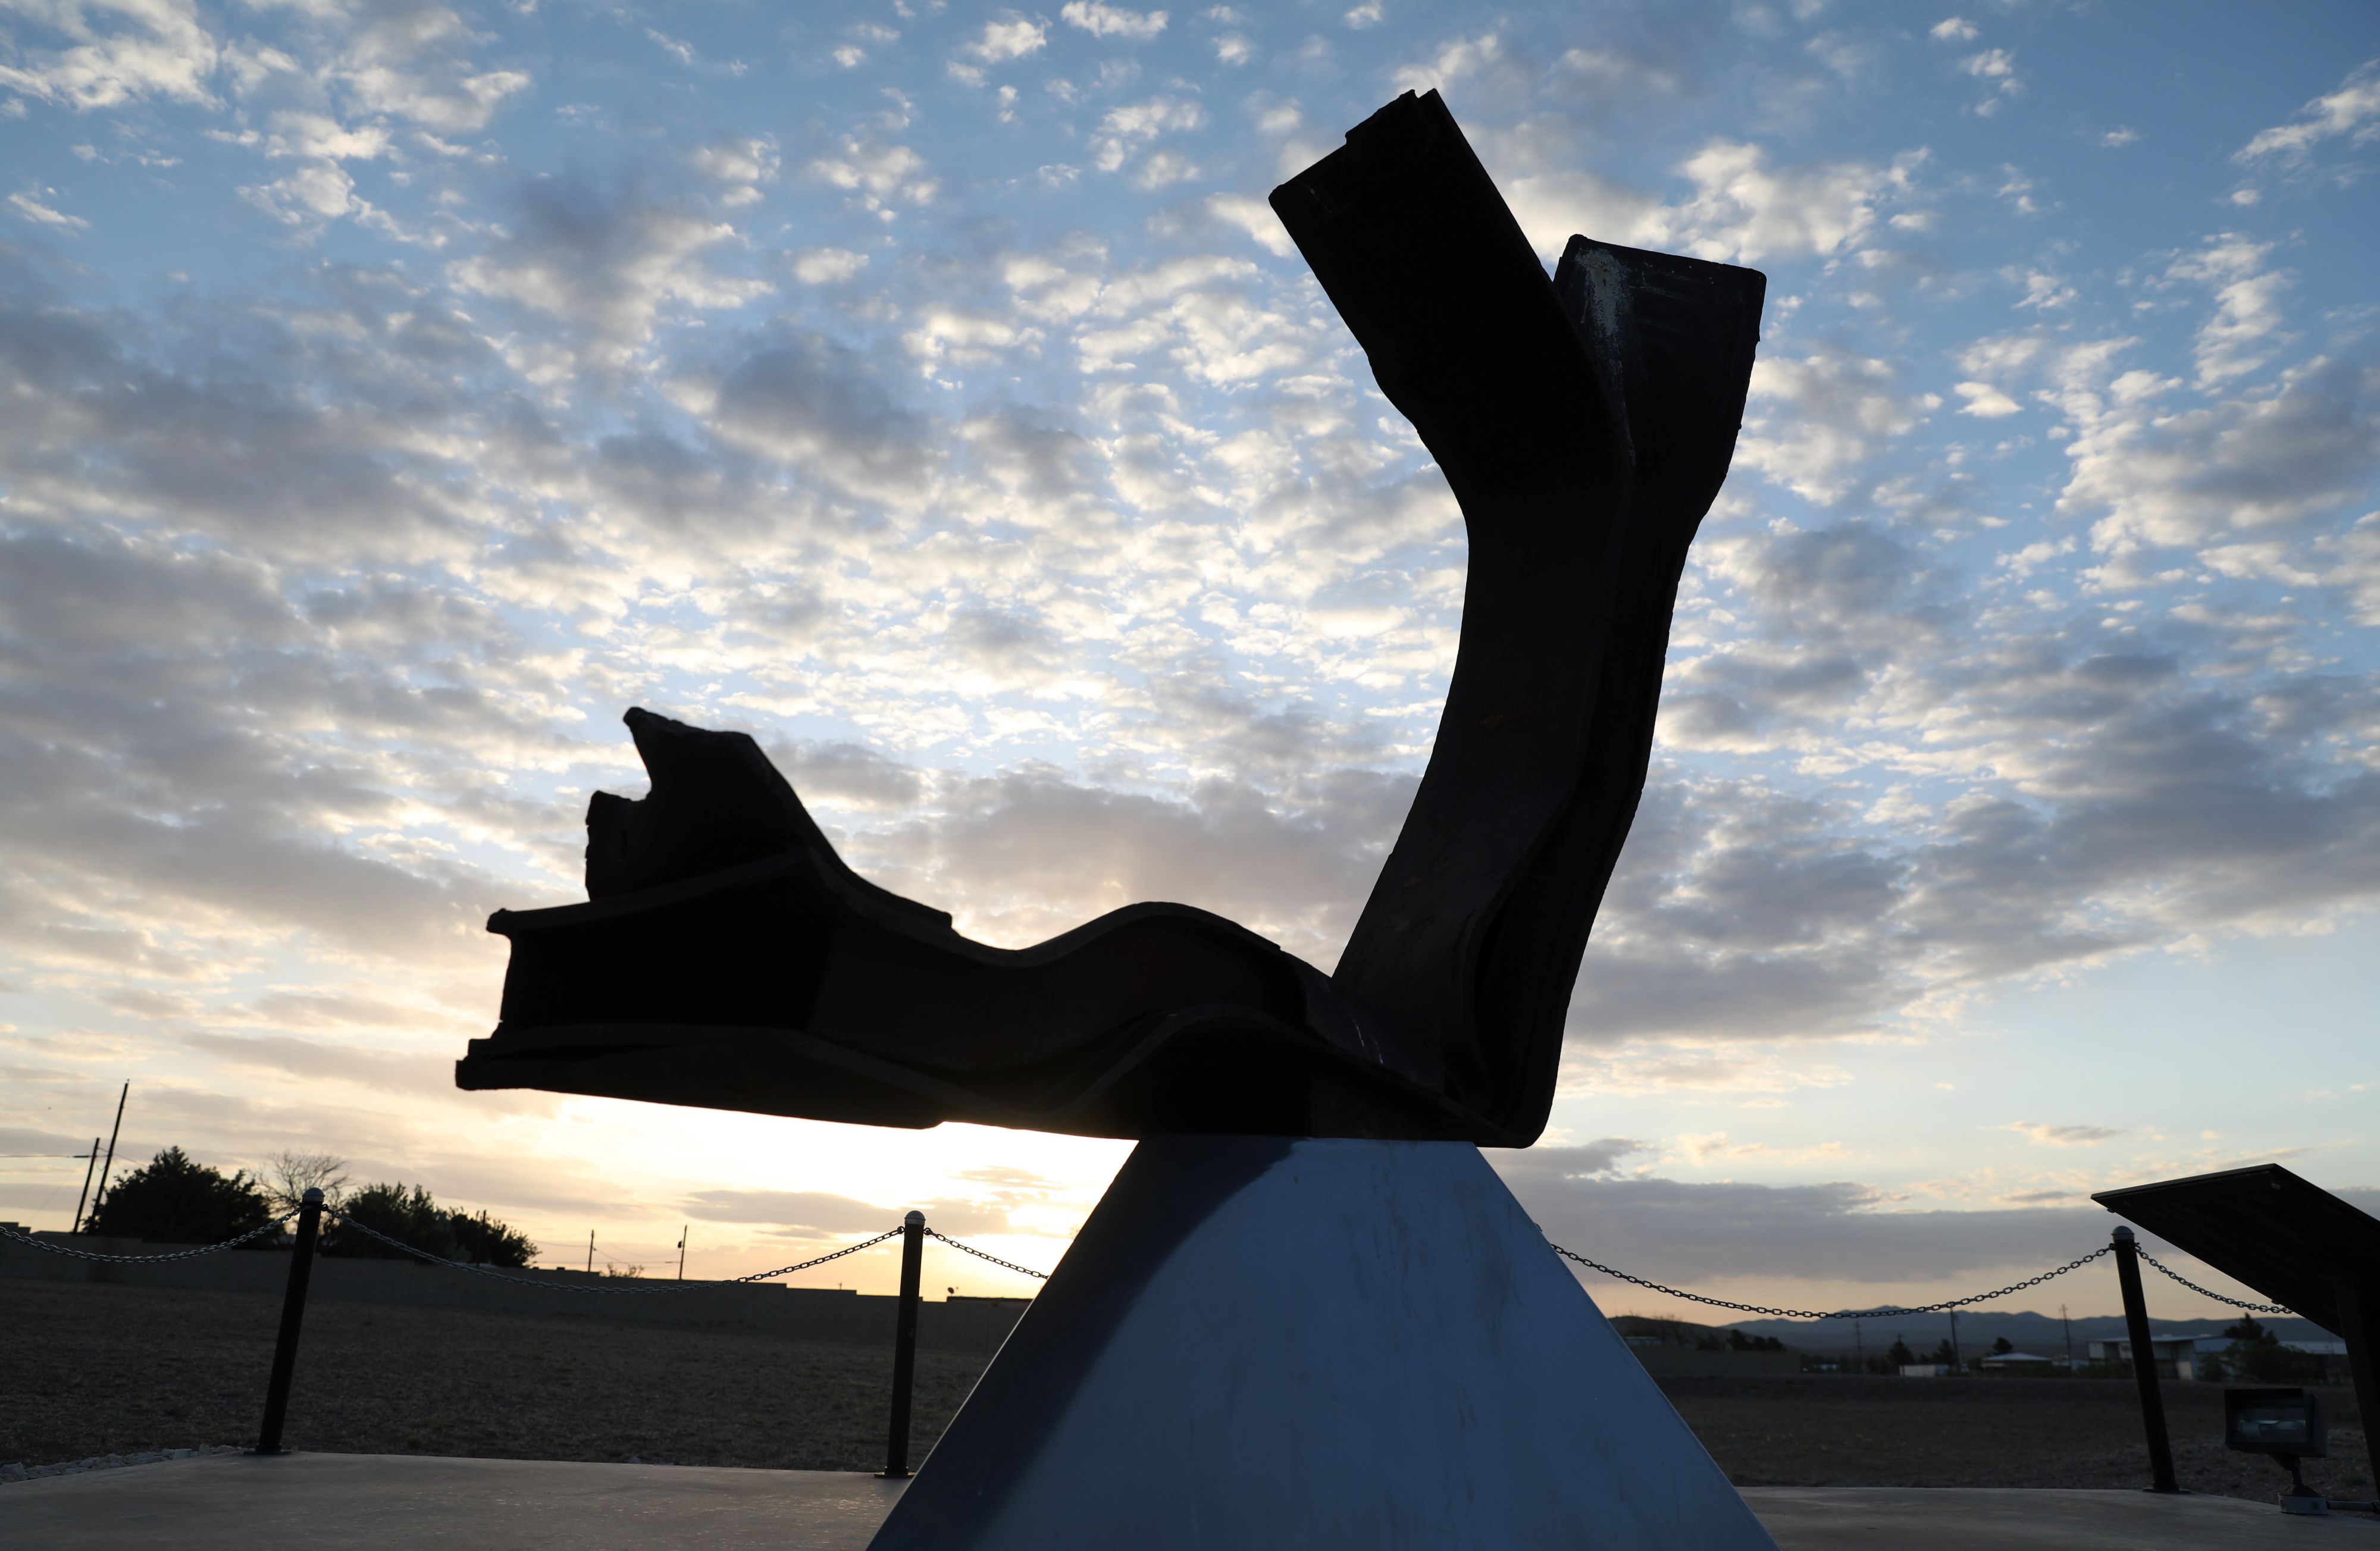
top-left (262, 1150), bottom-right (350, 1215)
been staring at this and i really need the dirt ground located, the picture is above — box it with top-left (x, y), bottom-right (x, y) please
top-left (0, 1279), bottom-right (981, 1471)
top-left (1663, 1374), bottom-right (2366, 1502)
top-left (4, 1279), bottom-right (2366, 1505)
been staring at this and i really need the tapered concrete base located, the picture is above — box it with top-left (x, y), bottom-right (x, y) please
top-left (868, 1136), bottom-right (1775, 1549)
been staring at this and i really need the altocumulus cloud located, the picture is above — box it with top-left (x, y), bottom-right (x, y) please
top-left (0, 0), bottom-right (2371, 1289)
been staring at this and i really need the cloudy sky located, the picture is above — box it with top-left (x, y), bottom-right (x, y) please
top-left (2, 0), bottom-right (2375, 1323)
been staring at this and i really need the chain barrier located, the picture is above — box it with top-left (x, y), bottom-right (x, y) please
top-left (0, 1212), bottom-right (1045, 1290)
top-left (2136, 1248), bottom-right (2293, 1316)
top-left (320, 1210), bottom-right (903, 1295)
top-left (1544, 1240), bottom-right (2115, 1321)
top-left (4, 1208), bottom-right (2285, 1318)
top-left (0, 1217), bottom-right (293, 1263)
top-left (926, 1229), bottom-right (1050, 1280)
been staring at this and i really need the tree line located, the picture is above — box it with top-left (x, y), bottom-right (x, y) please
top-left (80, 1147), bottom-right (538, 1267)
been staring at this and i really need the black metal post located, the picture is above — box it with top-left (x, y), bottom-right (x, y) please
top-left (255, 1187), bottom-right (323, 1455)
top-left (882, 1210), bottom-right (925, 1478)
top-left (2110, 1224), bottom-right (2179, 1493)
top-left (2332, 1272), bottom-right (2380, 1501)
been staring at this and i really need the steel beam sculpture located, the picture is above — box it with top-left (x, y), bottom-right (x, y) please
top-left (456, 90), bottom-right (1765, 1149)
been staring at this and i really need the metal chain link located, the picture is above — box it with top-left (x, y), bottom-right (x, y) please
top-left (1544, 1239), bottom-right (2113, 1320)
top-left (9, 1206), bottom-right (2285, 1324)
top-left (321, 1210), bottom-right (903, 1295)
top-left (926, 1229), bottom-right (1050, 1280)
top-left (2135, 1249), bottom-right (2293, 1315)
top-left (0, 1217), bottom-right (293, 1263)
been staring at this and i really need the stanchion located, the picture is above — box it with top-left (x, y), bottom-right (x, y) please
top-left (882, 1209), bottom-right (925, 1478)
top-left (2110, 1224), bottom-right (2179, 1493)
top-left (254, 1187), bottom-right (323, 1455)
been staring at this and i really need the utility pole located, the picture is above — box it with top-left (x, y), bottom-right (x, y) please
top-left (1853, 1318), bottom-right (1865, 1374)
top-left (2060, 1302), bottom-right (2073, 1370)
top-left (1948, 1309), bottom-right (1963, 1373)
top-left (677, 1224), bottom-right (687, 1281)
top-left (88, 1083), bottom-right (128, 1230)
top-left (69, 1137), bottom-right (101, 1233)
top-left (587, 1229), bottom-right (595, 1275)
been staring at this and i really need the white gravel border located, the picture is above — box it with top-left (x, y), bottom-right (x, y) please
top-left (2, 1443), bottom-right (243, 1483)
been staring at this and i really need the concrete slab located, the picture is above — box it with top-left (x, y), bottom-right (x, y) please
top-left (0, 1452), bottom-right (904, 1551)
top-left (1745, 1487), bottom-right (2380, 1549)
top-left (6, 1455), bottom-right (2379, 1549)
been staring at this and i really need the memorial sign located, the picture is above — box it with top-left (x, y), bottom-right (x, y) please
top-left (2097, 1164), bottom-right (2380, 1494)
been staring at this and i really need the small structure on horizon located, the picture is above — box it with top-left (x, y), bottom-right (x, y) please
top-left (1977, 1350), bottom-right (2054, 1371)
top-left (2088, 1334), bottom-right (2209, 1380)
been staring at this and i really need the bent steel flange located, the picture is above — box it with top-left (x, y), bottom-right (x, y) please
top-left (456, 90), bottom-right (1765, 1146)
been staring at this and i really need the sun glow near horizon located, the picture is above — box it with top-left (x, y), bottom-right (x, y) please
top-left (1, 1), bottom-right (2375, 1321)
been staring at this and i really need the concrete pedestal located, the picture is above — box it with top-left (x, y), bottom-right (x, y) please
top-left (867, 1136), bottom-right (1775, 1549)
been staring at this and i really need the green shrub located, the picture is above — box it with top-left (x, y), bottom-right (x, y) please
top-left (82, 1148), bottom-right (275, 1247)
top-left (327, 1182), bottom-right (537, 1267)
top-left (2216, 1317), bottom-right (2325, 1384)
top-left (450, 1208), bottom-right (538, 1268)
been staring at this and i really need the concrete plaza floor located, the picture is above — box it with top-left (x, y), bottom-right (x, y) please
top-left (3, 1452), bottom-right (2377, 1549)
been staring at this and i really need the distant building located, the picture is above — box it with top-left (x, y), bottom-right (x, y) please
top-left (1898, 1363), bottom-right (1949, 1377)
top-left (2087, 1336), bottom-right (2202, 1378)
top-left (2187, 1334), bottom-right (2351, 1385)
top-left (1977, 1351), bottom-right (2053, 1371)
top-left (2084, 1335), bottom-right (2347, 1381)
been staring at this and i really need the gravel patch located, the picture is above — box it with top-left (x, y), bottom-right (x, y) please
top-left (3, 1444), bottom-right (242, 1484)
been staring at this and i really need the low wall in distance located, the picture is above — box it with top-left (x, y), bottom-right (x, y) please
top-left (2, 1232), bottom-right (1029, 1355)
top-left (1627, 1346), bottom-right (1803, 1379)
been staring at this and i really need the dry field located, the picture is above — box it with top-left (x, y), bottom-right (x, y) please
top-left (1, 1279), bottom-right (980, 1471)
top-left (1663, 1373), bottom-right (2367, 1502)
top-left (3, 1279), bottom-right (2366, 1505)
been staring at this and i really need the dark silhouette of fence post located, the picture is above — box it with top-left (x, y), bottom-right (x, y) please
top-left (255, 1187), bottom-right (324, 1455)
top-left (883, 1210), bottom-right (926, 1478)
top-left (2110, 1224), bottom-right (2179, 1493)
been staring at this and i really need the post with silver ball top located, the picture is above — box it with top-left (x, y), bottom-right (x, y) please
top-left (882, 1210), bottom-right (926, 1478)
top-left (2110, 1224), bottom-right (2180, 1493)
top-left (255, 1186), bottom-right (324, 1456)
